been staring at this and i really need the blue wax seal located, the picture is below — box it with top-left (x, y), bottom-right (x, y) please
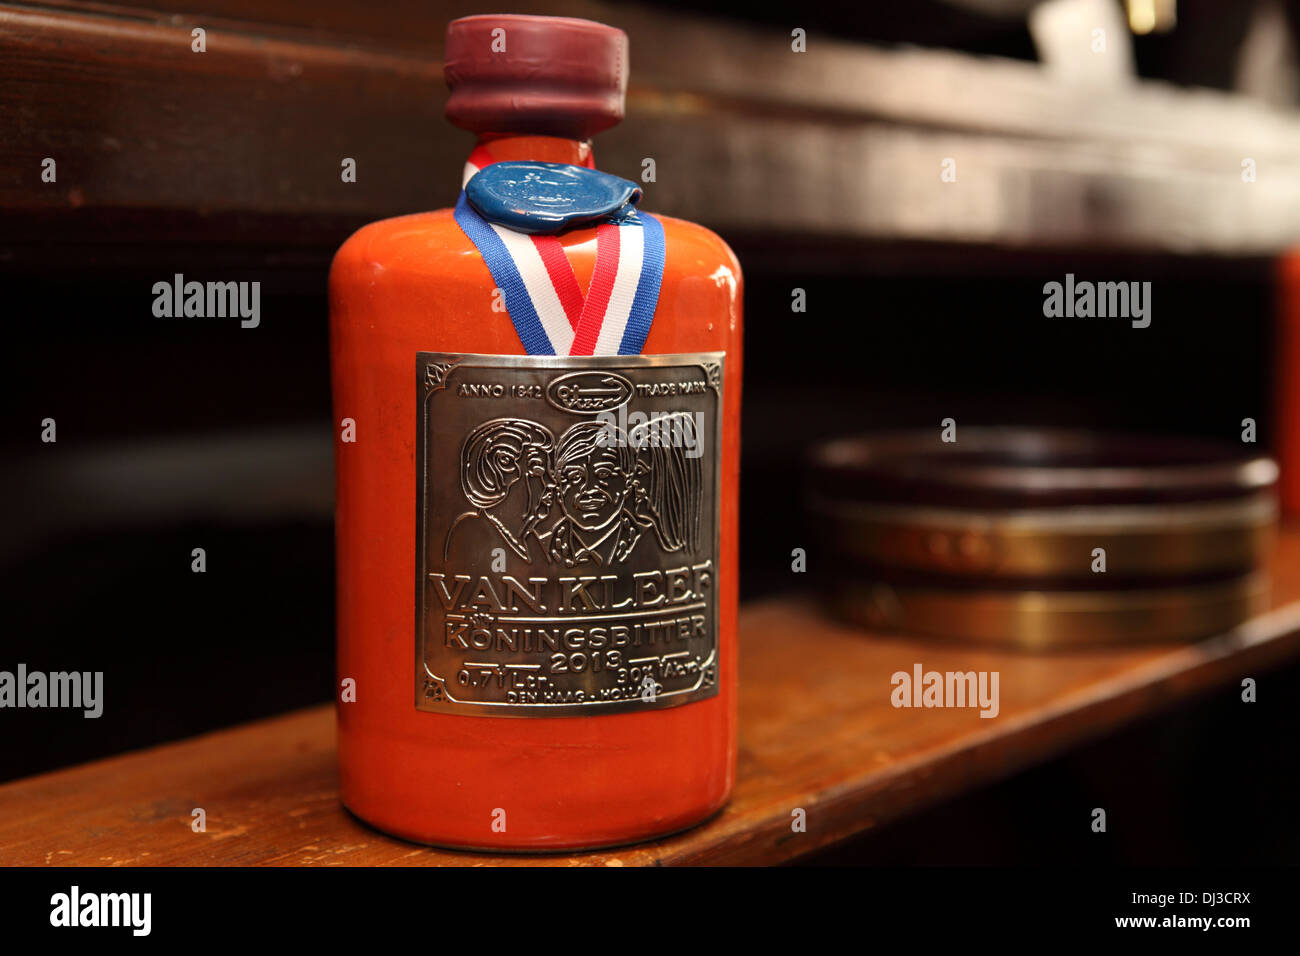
top-left (465, 162), bottom-right (643, 235)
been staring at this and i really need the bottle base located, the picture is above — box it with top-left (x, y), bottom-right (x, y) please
top-left (340, 797), bottom-right (729, 856)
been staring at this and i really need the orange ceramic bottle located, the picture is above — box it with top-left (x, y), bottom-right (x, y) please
top-left (329, 14), bottom-right (741, 850)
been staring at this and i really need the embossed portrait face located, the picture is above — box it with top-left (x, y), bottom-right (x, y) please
top-left (555, 423), bottom-right (632, 532)
top-left (460, 418), bottom-right (555, 531)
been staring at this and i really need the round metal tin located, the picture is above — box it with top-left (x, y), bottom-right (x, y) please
top-left (808, 429), bottom-right (1279, 646)
top-left (807, 495), bottom-right (1276, 581)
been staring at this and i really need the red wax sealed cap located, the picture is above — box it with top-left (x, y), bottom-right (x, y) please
top-left (444, 15), bottom-right (628, 139)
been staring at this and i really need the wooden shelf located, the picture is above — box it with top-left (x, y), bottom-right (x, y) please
top-left (4, 527), bottom-right (1300, 866)
top-left (8, 1), bottom-right (1300, 260)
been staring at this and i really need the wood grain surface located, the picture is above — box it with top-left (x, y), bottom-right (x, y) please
top-left (2, 525), bottom-right (1298, 866)
top-left (9, 1), bottom-right (1300, 256)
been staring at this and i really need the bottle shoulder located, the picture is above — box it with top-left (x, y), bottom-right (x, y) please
top-left (652, 214), bottom-right (743, 285)
top-left (329, 206), bottom-right (742, 295)
top-left (330, 208), bottom-right (464, 279)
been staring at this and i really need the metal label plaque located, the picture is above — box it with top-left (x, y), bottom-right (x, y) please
top-left (416, 352), bottom-right (724, 717)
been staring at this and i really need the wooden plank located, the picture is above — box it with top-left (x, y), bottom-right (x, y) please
top-left (0, 4), bottom-right (445, 245)
top-left (3, 526), bottom-right (1299, 866)
top-left (9, 2), bottom-right (1300, 255)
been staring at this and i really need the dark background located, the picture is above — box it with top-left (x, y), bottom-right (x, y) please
top-left (2, 0), bottom-right (1297, 864)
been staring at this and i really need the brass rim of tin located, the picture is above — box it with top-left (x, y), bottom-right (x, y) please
top-left (807, 429), bottom-right (1279, 512)
top-left (831, 574), bottom-right (1269, 650)
top-left (808, 494), bottom-right (1278, 579)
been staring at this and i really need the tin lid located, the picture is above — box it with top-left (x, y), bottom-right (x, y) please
top-left (807, 429), bottom-right (1278, 509)
top-left (444, 15), bottom-right (629, 139)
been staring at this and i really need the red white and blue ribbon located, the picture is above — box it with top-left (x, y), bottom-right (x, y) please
top-left (454, 146), bottom-right (665, 356)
